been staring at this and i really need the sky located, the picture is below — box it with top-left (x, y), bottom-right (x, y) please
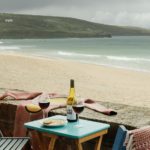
top-left (0, 0), bottom-right (150, 29)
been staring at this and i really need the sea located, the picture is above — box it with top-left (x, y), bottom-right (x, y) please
top-left (0, 36), bottom-right (150, 72)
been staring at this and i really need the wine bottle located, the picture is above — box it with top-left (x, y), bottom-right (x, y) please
top-left (67, 79), bottom-right (77, 122)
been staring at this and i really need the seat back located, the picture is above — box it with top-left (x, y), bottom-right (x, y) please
top-left (0, 130), bottom-right (3, 137)
top-left (0, 137), bottom-right (30, 150)
top-left (112, 125), bottom-right (127, 150)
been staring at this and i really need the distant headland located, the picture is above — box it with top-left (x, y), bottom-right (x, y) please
top-left (0, 13), bottom-right (150, 39)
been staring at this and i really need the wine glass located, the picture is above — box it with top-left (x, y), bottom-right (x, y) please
top-left (72, 101), bottom-right (84, 128)
top-left (38, 93), bottom-right (50, 119)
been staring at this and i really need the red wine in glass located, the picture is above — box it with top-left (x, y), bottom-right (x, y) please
top-left (39, 101), bottom-right (50, 109)
top-left (72, 105), bottom-right (84, 114)
top-left (72, 103), bottom-right (84, 128)
top-left (38, 101), bottom-right (50, 118)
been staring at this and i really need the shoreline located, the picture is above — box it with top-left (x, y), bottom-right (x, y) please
top-left (0, 53), bottom-right (150, 108)
top-left (1, 51), bottom-right (150, 74)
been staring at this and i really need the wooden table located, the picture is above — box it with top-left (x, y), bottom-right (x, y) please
top-left (24, 115), bottom-right (110, 150)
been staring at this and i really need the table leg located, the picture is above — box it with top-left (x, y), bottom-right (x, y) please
top-left (67, 145), bottom-right (71, 150)
top-left (75, 140), bottom-right (83, 150)
top-left (37, 132), bottom-right (47, 150)
top-left (94, 135), bottom-right (103, 150)
top-left (75, 130), bottom-right (107, 150)
top-left (48, 134), bottom-right (58, 150)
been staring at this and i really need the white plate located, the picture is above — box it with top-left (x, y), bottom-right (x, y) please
top-left (40, 119), bottom-right (67, 127)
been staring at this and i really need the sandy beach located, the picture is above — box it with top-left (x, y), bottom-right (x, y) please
top-left (0, 53), bottom-right (150, 108)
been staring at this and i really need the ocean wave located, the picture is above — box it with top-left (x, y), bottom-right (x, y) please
top-left (107, 56), bottom-right (150, 62)
top-left (58, 51), bottom-right (73, 56)
top-left (0, 41), bottom-right (3, 44)
top-left (0, 46), bottom-right (20, 50)
top-left (58, 51), bottom-right (100, 58)
top-left (57, 51), bottom-right (150, 63)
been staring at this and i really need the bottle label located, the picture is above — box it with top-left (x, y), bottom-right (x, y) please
top-left (67, 105), bottom-right (76, 120)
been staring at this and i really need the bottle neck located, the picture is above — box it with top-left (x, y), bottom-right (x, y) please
top-left (69, 79), bottom-right (75, 97)
top-left (70, 79), bottom-right (74, 88)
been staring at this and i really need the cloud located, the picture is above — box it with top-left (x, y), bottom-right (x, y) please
top-left (90, 11), bottom-right (150, 28)
top-left (0, 0), bottom-right (52, 11)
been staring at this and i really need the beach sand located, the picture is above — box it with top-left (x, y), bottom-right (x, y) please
top-left (0, 53), bottom-right (150, 108)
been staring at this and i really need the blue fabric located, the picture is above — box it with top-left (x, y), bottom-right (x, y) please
top-left (112, 125), bottom-right (127, 150)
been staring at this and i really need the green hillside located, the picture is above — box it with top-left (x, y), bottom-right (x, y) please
top-left (0, 13), bottom-right (150, 39)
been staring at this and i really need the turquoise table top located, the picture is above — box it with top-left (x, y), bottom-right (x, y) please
top-left (24, 115), bottom-right (110, 139)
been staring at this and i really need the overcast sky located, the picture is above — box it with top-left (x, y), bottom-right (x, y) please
top-left (0, 0), bottom-right (150, 29)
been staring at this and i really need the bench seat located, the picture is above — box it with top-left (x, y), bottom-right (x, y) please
top-left (0, 137), bottom-right (29, 150)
